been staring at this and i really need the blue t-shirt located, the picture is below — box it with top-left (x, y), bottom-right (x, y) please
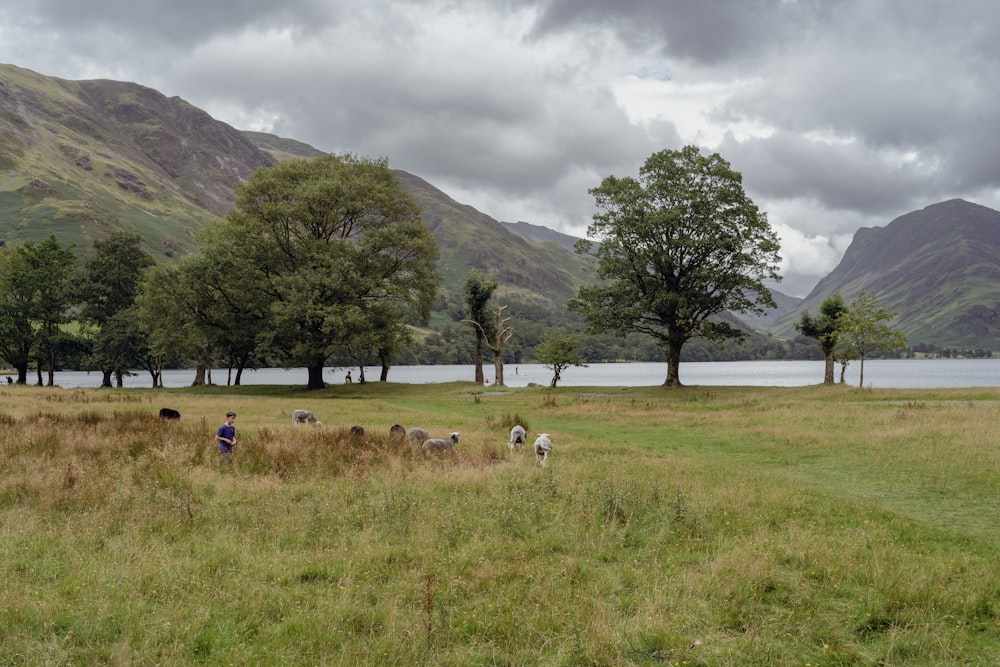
top-left (217, 423), bottom-right (236, 452)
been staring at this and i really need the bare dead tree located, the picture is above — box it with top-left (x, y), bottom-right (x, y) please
top-left (463, 304), bottom-right (513, 387)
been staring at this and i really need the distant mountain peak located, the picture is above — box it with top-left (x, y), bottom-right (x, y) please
top-left (772, 198), bottom-right (1000, 348)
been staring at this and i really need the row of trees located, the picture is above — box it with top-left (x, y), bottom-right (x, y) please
top-left (796, 290), bottom-right (908, 387)
top-left (0, 155), bottom-right (440, 389)
top-left (0, 145), bottom-right (909, 390)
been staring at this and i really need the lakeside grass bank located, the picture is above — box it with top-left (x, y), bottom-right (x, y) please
top-left (1, 381), bottom-right (999, 665)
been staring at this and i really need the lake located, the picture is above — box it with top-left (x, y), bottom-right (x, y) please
top-left (32, 359), bottom-right (1000, 390)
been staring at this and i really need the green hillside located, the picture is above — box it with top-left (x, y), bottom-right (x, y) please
top-left (0, 63), bottom-right (597, 347)
top-left (3, 62), bottom-right (998, 353)
top-left (0, 64), bottom-right (276, 259)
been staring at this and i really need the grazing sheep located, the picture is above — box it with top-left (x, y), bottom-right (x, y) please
top-left (422, 432), bottom-right (460, 454)
top-left (158, 407), bottom-right (181, 420)
top-left (349, 425), bottom-right (365, 436)
top-left (407, 427), bottom-right (429, 446)
top-left (533, 434), bottom-right (552, 466)
top-left (508, 424), bottom-right (527, 451)
top-left (292, 409), bottom-right (321, 425)
top-left (389, 424), bottom-right (406, 440)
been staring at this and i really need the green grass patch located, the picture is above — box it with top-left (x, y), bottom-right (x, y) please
top-left (1, 382), bottom-right (999, 664)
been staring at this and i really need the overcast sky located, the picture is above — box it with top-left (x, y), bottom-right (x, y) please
top-left (2, 0), bottom-right (999, 296)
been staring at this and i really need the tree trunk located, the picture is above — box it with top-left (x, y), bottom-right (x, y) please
top-left (474, 330), bottom-right (485, 385)
top-left (307, 364), bottom-right (325, 390)
top-left (858, 357), bottom-right (865, 389)
top-left (380, 362), bottom-right (389, 382)
top-left (101, 370), bottom-right (113, 388)
top-left (15, 362), bottom-right (27, 384)
top-left (493, 354), bottom-right (504, 387)
top-left (234, 366), bottom-right (244, 386)
top-left (115, 370), bottom-right (124, 388)
top-left (824, 352), bottom-right (835, 384)
top-left (663, 344), bottom-right (683, 388)
top-left (191, 358), bottom-right (207, 386)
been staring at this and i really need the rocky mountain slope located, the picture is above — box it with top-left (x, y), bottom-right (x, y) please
top-left (770, 199), bottom-right (1000, 348)
top-left (0, 63), bottom-right (591, 314)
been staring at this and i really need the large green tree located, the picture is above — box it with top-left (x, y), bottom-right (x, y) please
top-left (135, 266), bottom-right (198, 387)
top-left (571, 145), bottom-right (782, 387)
top-left (795, 292), bottom-right (847, 384)
top-left (171, 248), bottom-right (271, 386)
top-left (213, 153), bottom-right (440, 390)
top-left (78, 232), bottom-right (154, 387)
top-left (0, 236), bottom-right (79, 385)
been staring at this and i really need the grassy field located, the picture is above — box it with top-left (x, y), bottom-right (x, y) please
top-left (1, 380), bottom-right (999, 666)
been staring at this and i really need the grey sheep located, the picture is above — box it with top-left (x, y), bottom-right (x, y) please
top-left (508, 424), bottom-right (527, 451)
top-left (292, 409), bottom-right (321, 425)
top-left (407, 427), bottom-right (429, 446)
top-left (533, 434), bottom-right (552, 466)
top-left (422, 432), bottom-right (460, 454)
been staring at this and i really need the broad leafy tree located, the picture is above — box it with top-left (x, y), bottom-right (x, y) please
top-left (0, 236), bottom-right (79, 385)
top-left (135, 266), bottom-right (200, 387)
top-left (215, 153), bottom-right (440, 390)
top-left (78, 233), bottom-right (154, 387)
top-left (463, 270), bottom-right (497, 385)
top-left (836, 289), bottom-right (907, 388)
top-left (172, 249), bottom-right (271, 386)
top-left (535, 332), bottom-right (586, 387)
top-left (795, 292), bottom-right (847, 384)
top-left (571, 145), bottom-right (782, 387)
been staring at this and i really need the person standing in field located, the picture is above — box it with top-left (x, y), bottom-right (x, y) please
top-left (216, 411), bottom-right (237, 464)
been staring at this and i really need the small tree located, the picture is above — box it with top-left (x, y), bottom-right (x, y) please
top-left (837, 289), bottom-right (907, 388)
top-left (795, 292), bottom-right (847, 384)
top-left (535, 333), bottom-right (587, 387)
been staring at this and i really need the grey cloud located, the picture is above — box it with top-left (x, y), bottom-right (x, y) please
top-left (525, 0), bottom-right (829, 65)
top-left (722, 133), bottom-right (941, 226)
top-left (5, 0), bottom-right (1000, 299)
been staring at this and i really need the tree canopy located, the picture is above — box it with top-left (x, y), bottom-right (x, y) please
top-left (535, 333), bottom-right (586, 387)
top-left (205, 153), bottom-right (440, 390)
top-left (570, 145), bottom-right (782, 387)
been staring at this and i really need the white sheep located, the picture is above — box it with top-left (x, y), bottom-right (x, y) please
top-left (533, 433), bottom-right (552, 466)
top-left (508, 424), bottom-right (527, 451)
top-left (422, 432), bottom-right (460, 454)
top-left (407, 427), bottom-right (429, 446)
top-left (292, 409), bottom-right (321, 425)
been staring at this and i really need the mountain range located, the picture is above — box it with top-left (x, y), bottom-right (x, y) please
top-left (1, 63), bottom-right (998, 351)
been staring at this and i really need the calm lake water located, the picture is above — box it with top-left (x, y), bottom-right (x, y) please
top-left (36, 359), bottom-right (1000, 390)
